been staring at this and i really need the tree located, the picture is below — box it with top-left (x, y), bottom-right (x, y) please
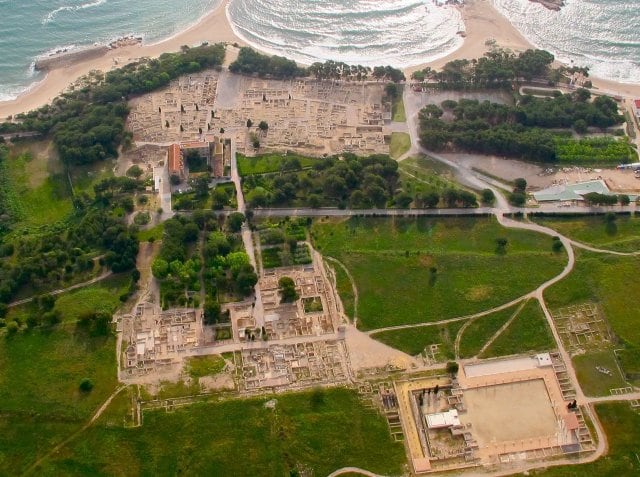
top-left (152, 258), bottom-right (169, 279)
top-left (552, 237), bottom-right (564, 253)
top-left (258, 121), bottom-right (269, 132)
top-left (170, 174), bottom-right (181, 185)
top-left (446, 361), bottom-right (459, 375)
top-left (79, 378), bottom-right (94, 392)
top-left (509, 192), bottom-right (526, 207)
top-left (618, 194), bottom-right (630, 206)
top-left (204, 298), bottom-right (221, 325)
top-left (573, 119), bottom-right (588, 134)
top-left (226, 212), bottom-right (246, 232)
top-left (126, 165), bottom-right (143, 178)
top-left (481, 189), bottom-right (496, 205)
top-left (278, 276), bottom-right (298, 303)
top-left (514, 178), bottom-right (527, 193)
top-left (246, 119), bottom-right (253, 128)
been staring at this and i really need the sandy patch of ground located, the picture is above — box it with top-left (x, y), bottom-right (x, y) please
top-left (344, 325), bottom-right (419, 371)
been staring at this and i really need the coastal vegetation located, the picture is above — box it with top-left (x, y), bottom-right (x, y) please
top-left (418, 92), bottom-right (629, 163)
top-left (229, 46), bottom-right (405, 83)
top-left (311, 217), bottom-right (566, 330)
top-left (0, 44), bottom-right (226, 166)
top-left (411, 49), bottom-right (556, 89)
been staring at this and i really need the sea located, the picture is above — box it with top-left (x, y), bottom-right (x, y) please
top-left (0, 0), bottom-right (638, 102)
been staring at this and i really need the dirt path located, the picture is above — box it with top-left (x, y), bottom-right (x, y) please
top-left (327, 467), bottom-right (386, 477)
top-left (8, 270), bottom-right (113, 308)
top-left (324, 256), bottom-right (358, 326)
top-left (23, 385), bottom-right (128, 476)
top-left (475, 299), bottom-right (529, 357)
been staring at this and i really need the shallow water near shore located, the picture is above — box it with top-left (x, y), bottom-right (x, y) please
top-left (0, 0), bottom-right (221, 101)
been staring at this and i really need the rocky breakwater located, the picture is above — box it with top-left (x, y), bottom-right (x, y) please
top-left (34, 45), bottom-right (110, 71)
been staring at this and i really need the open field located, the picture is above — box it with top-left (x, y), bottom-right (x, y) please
top-left (530, 403), bottom-right (640, 476)
top-left (312, 217), bottom-right (566, 330)
top-left (480, 299), bottom-right (555, 358)
top-left (399, 155), bottom-right (470, 194)
top-left (373, 320), bottom-right (465, 358)
top-left (0, 324), bottom-right (118, 474)
top-left (458, 304), bottom-right (518, 358)
top-left (532, 215), bottom-right (640, 252)
top-left (390, 132), bottom-right (411, 159)
top-left (137, 223), bottom-right (165, 242)
top-left (1, 145), bottom-right (72, 227)
top-left (573, 350), bottom-right (629, 396)
top-left (36, 388), bottom-right (406, 476)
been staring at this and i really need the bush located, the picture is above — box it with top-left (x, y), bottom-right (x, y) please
top-left (79, 378), bottom-right (94, 392)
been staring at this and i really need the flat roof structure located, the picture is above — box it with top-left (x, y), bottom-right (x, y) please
top-left (425, 409), bottom-right (460, 429)
top-left (533, 179), bottom-right (611, 202)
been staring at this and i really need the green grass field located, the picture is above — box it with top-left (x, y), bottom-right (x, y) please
top-left (531, 403), bottom-right (640, 476)
top-left (329, 259), bottom-right (356, 320)
top-left (53, 274), bottom-right (132, 323)
top-left (2, 148), bottom-right (73, 226)
top-left (36, 388), bottom-right (406, 476)
top-left (533, 215), bottom-right (640, 252)
top-left (237, 152), bottom-right (318, 176)
top-left (391, 88), bottom-right (406, 122)
top-left (312, 217), bottom-right (566, 330)
top-left (458, 304), bottom-right (520, 358)
top-left (185, 355), bottom-right (226, 378)
top-left (480, 299), bottom-right (555, 358)
top-left (390, 132), bottom-right (411, 159)
top-left (573, 350), bottom-right (629, 396)
top-left (137, 222), bottom-right (164, 242)
top-left (373, 321), bottom-right (465, 358)
top-left (0, 324), bottom-right (118, 474)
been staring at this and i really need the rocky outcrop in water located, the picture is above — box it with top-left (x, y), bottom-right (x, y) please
top-left (529, 0), bottom-right (564, 11)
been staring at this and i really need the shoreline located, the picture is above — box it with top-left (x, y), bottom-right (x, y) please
top-left (1, 0), bottom-right (639, 120)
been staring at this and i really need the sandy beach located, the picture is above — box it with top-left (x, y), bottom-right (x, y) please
top-left (0, 0), bottom-right (638, 120)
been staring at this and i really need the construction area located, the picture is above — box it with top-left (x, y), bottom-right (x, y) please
top-left (126, 70), bottom-right (391, 157)
top-left (392, 354), bottom-right (595, 474)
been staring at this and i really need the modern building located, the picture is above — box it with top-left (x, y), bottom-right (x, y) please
top-left (533, 179), bottom-right (612, 204)
top-left (167, 143), bottom-right (184, 179)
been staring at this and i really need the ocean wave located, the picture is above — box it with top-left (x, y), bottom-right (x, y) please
top-left (226, 0), bottom-right (464, 67)
top-left (492, 0), bottom-right (640, 84)
top-left (42, 0), bottom-right (108, 25)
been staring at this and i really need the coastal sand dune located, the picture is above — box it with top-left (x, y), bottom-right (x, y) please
top-left (1, 0), bottom-right (639, 119)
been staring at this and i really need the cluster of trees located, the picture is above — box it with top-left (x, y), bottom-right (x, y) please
top-left (307, 61), bottom-right (405, 82)
top-left (555, 137), bottom-right (636, 163)
top-left (583, 193), bottom-right (629, 206)
top-left (243, 153), bottom-right (402, 208)
top-left (0, 176), bottom-right (140, 305)
top-left (419, 93), bottom-right (624, 162)
top-left (509, 178), bottom-right (528, 207)
top-left (278, 276), bottom-right (298, 303)
top-left (411, 49), bottom-right (556, 89)
top-left (1, 44), bottom-right (226, 165)
top-left (229, 47), bottom-right (306, 79)
top-left (150, 212), bottom-right (257, 315)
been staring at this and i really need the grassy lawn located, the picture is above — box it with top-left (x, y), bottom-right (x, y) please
top-left (53, 274), bottom-right (131, 323)
top-left (312, 217), bottom-right (566, 330)
top-left (399, 155), bottom-right (478, 198)
top-left (37, 388), bottom-right (406, 476)
top-left (137, 222), bottom-right (164, 242)
top-left (391, 87), bottom-right (406, 122)
top-left (533, 215), bottom-right (640, 252)
top-left (237, 152), bottom-right (318, 176)
top-left (373, 321), bottom-right (466, 358)
top-left (185, 355), bottom-right (226, 378)
top-left (458, 304), bottom-right (520, 358)
top-left (573, 350), bottom-right (629, 396)
top-left (261, 246), bottom-right (283, 269)
top-left (2, 147), bottom-right (73, 227)
top-left (0, 324), bottom-right (118, 474)
top-left (480, 299), bottom-right (555, 358)
top-left (530, 403), bottom-right (640, 476)
top-left (390, 132), bottom-right (411, 159)
top-left (544, 250), bottom-right (640, 381)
